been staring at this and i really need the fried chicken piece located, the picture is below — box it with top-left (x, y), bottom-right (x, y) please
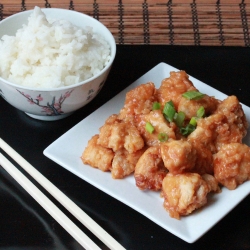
top-left (189, 140), bottom-right (214, 175)
top-left (178, 95), bottom-right (220, 120)
top-left (202, 173), bottom-right (221, 193)
top-left (188, 113), bottom-right (225, 153)
top-left (188, 96), bottom-right (248, 153)
top-left (157, 71), bottom-right (197, 109)
top-left (134, 146), bottom-right (168, 191)
top-left (214, 95), bottom-right (248, 150)
top-left (160, 140), bottom-right (196, 174)
top-left (98, 114), bottom-right (144, 153)
top-left (135, 110), bottom-right (176, 147)
top-left (111, 148), bottom-right (146, 179)
top-left (119, 82), bottom-right (157, 122)
top-left (162, 172), bottom-right (218, 219)
top-left (81, 135), bottom-right (114, 171)
top-left (124, 123), bottom-right (145, 153)
top-left (187, 113), bottom-right (228, 174)
top-left (97, 114), bottom-right (125, 152)
top-left (214, 143), bottom-right (250, 190)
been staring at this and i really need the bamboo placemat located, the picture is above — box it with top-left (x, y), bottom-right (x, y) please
top-left (0, 0), bottom-right (250, 46)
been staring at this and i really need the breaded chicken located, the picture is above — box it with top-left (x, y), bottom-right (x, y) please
top-left (135, 110), bottom-right (176, 147)
top-left (162, 172), bottom-right (219, 219)
top-left (134, 146), bottom-right (167, 191)
top-left (189, 140), bottom-right (214, 175)
top-left (188, 113), bottom-right (225, 153)
top-left (119, 82), bottom-right (157, 122)
top-left (214, 143), bottom-right (250, 190)
top-left (202, 173), bottom-right (221, 193)
top-left (81, 135), bottom-right (114, 171)
top-left (157, 71), bottom-right (197, 109)
top-left (214, 96), bottom-right (248, 150)
top-left (98, 114), bottom-right (144, 153)
top-left (111, 148), bottom-right (146, 179)
top-left (178, 95), bottom-right (220, 120)
top-left (160, 140), bottom-right (196, 174)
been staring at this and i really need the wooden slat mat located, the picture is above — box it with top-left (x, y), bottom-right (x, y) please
top-left (1, 0), bottom-right (250, 46)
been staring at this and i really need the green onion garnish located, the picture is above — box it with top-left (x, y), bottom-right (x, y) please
top-left (180, 124), bottom-right (196, 136)
top-left (163, 101), bottom-right (176, 122)
top-left (152, 102), bottom-right (161, 110)
top-left (145, 122), bottom-right (154, 134)
top-left (158, 132), bottom-right (168, 142)
top-left (174, 111), bottom-right (185, 128)
top-left (196, 106), bottom-right (205, 118)
top-left (189, 117), bottom-right (197, 127)
top-left (182, 91), bottom-right (205, 100)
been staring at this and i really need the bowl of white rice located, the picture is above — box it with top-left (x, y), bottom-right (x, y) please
top-left (0, 6), bottom-right (116, 121)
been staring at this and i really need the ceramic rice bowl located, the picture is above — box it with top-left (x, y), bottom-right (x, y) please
top-left (0, 8), bottom-right (116, 121)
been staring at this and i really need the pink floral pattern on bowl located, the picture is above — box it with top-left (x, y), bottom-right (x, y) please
top-left (17, 89), bottom-right (73, 116)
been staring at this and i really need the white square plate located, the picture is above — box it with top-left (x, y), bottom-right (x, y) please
top-left (44, 62), bottom-right (250, 243)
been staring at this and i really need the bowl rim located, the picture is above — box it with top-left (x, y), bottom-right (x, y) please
top-left (0, 8), bottom-right (116, 92)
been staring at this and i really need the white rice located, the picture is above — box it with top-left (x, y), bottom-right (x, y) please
top-left (0, 6), bottom-right (111, 88)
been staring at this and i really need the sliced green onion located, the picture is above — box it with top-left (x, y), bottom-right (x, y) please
top-left (174, 111), bottom-right (185, 128)
top-left (145, 122), bottom-right (154, 134)
top-left (182, 91), bottom-right (205, 100)
top-left (189, 117), bottom-right (197, 127)
top-left (196, 106), bottom-right (205, 118)
top-left (163, 101), bottom-right (176, 122)
top-left (167, 100), bottom-right (174, 107)
top-left (152, 102), bottom-right (161, 110)
top-left (180, 124), bottom-right (196, 136)
top-left (158, 132), bottom-right (168, 142)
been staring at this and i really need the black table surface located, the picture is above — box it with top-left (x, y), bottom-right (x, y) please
top-left (1, 45), bottom-right (250, 250)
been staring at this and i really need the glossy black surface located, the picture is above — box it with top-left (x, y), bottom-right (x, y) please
top-left (1, 45), bottom-right (250, 250)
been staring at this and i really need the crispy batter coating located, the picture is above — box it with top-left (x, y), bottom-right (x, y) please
top-left (214, 143), bottom-right (250, 190)
top-left (178, 95), bottom-right (220, 120)
top-left (189, 140), bottom-right (214, 175)
top-left (98, 114), bottom-right (144, 153)
top-left (188, 113), bottom-right (225, 153)
top-left (111, 148), bottom-right (145, 179)
top-left (136, 110), bottom-right (176, 147)
top-left (214, 96), bottom-right (248, 150)
top-left (119, 82), bottom-right (157, 122)
top-left (134, 146), bottom-right (167, 191)
top-left (202, 173), bottom-right (221, 193)
top-left (81, 135), bottom-right (114, 171)
top-left (162, 173), bottom-right (218, 219)
top-left (98, 117), bottom-right (126, 152)
top-left (160, 140), bottom-right (196, 174)
top-left (157, 71), bottom-right (197, 109)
